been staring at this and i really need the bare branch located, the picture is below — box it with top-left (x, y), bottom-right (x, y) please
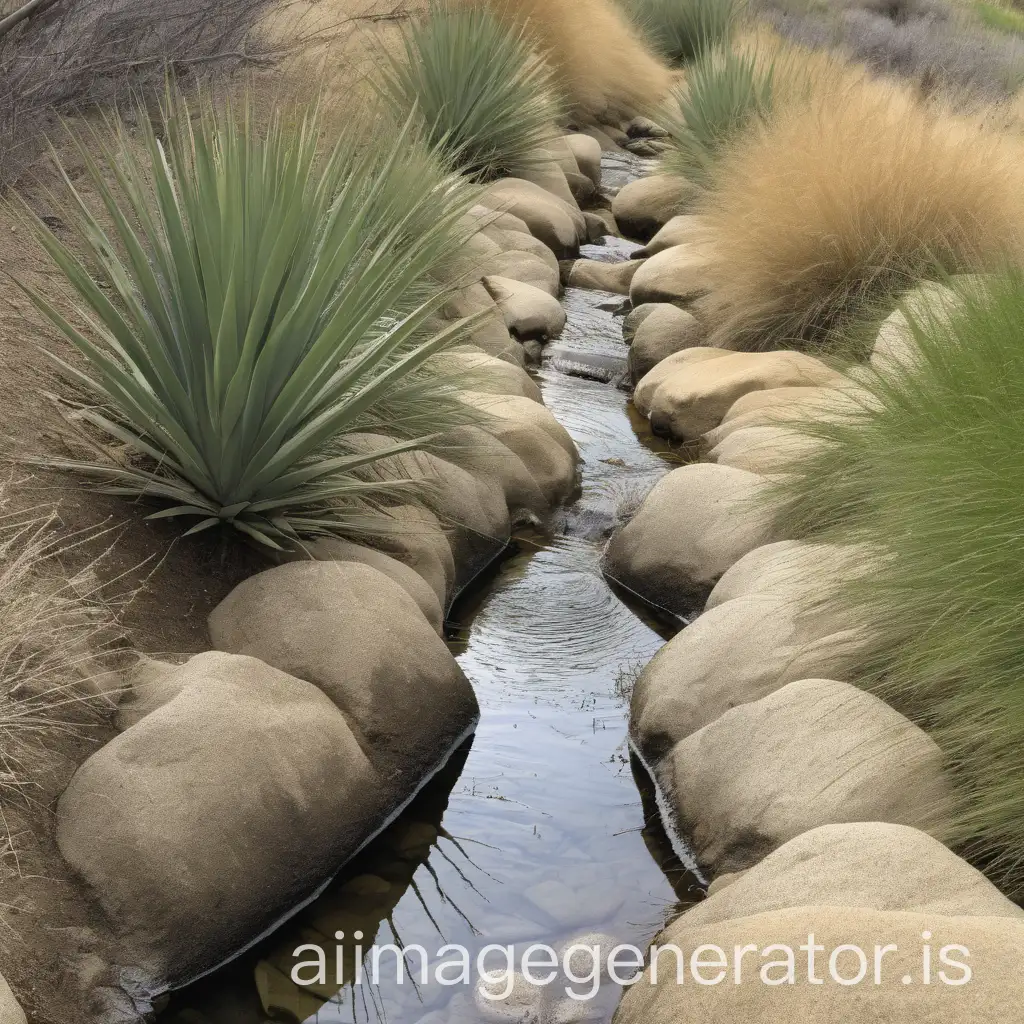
top-left (0, 0), bottom-right (63, 41)
top-left (0, 0), bottom-right (275, 186)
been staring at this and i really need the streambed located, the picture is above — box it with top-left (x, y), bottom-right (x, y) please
top-left (160, 201), bottom-right (700, 1024)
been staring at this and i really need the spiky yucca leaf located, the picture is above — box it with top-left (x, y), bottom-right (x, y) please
top-left (628, 0), bottom-right (739, 65)
top-left (661, 46), bottom-right (777, 187)
top-left (20, 90), bottom-right (486, 548)
top-left (763, 270), bottom-right (1024, 894)
top-left (375, 3), bottom-right (564, 181)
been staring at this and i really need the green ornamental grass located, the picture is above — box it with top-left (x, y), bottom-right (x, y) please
top-left (376, 3), bottom-right (563, 181)
top-left (20, 90), bottom-right (485, 549)
top-left (765, 269), bottom-right (1024, 894)
top-left (661, 46), bottom-right (776, 187)
top-left (627, 0), bottom-right (739, 65)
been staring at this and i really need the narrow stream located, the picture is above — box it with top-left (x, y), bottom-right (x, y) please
top-left (161, 167), bottom-right (702, 1024)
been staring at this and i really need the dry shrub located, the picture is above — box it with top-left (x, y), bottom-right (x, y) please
top-left (697, 69), bottom-right (1024, 349)
top-left (463, 0), bottom-right (678, 122)
top-left (755, 0), bottom-right (1024, 100)
top-left (0, 0), bottom-right (272, 188)
top-left (840, 7), bottom-right (1024, 96)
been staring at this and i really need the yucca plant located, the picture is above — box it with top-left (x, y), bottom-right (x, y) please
top-left (19, 89), bottom-right (486, 549)
top-left (375, 2), bottom-right (564, 181)
top-left (628, 0), bottom-right (740, 65)
top-left (762, 269), bottom-right (1024, 895)
top-left (661, 46), bottom-right (777, 187)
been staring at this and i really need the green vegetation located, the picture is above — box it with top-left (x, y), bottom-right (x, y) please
top-left (765, 270), bottom-right (1024, 894)
top-left (376, 3), bottom-right (564, 181)
top-left (661, 46), bottom-right (776, 187)
top-left (627, 0), bottom-right (740, 65)
top-left (974, 0), bottom-right (1024, 35)
top-left (21, 90), bottom-right (484, 549)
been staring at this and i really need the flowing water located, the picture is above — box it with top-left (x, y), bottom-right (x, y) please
top-left (161, 166), bottom-right (703, 1024)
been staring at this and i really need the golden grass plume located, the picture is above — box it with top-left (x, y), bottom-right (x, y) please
top-left (465, 0), bottom-right (678, 122)
top-left (695, 64), bottom-right (1024, 350)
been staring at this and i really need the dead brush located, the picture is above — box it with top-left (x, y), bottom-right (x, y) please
top-left (753, 0), bottom-right (1024, 101)
top-left (0, 0), bottom-right (273, 187)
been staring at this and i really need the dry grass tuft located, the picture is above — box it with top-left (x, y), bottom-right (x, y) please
top-left (0, 482), bottom-right (127, 824)
top-left (463, 0), bottom-right (678, 121)
top-left (696, 68), bottom-right (1024, 349)
top-left (251, 0), bottom-right (427, 138)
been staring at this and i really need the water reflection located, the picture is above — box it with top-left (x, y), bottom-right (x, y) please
top-left (161, 747), bottom-right (474, 1023)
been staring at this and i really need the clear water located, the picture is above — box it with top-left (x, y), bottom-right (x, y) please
top-left (160, 243), bottom-right (702, 1024)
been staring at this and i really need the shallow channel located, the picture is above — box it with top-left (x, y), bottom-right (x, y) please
top-left (161, 193), bottom-right (702, 1024)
